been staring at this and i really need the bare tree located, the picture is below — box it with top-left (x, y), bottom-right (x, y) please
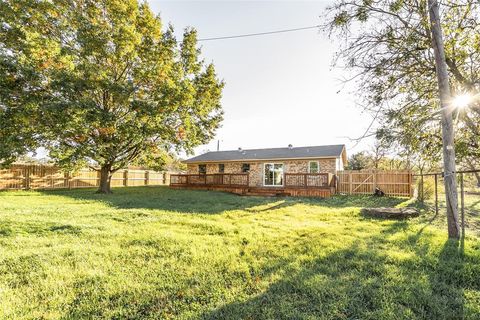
top-left (370, 141), bottom-right (387, 170)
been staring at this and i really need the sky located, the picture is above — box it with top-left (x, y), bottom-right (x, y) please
top-left (149, 0), bottom-right (375, 158)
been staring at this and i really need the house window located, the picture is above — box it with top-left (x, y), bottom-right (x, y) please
top-left (218, 164), bottom-right (225, 173)
top-left (198, 164), bottom-right (206, 174)
top-left (241, 163), bottom-right (250, 173)
top-left (309, 161), bottom-right (320, 173)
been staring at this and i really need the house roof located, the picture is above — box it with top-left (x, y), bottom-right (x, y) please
top-left (184, 144), bottom-right (347, 163)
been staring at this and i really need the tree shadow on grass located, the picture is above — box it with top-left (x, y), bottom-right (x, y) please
top-left (35, 187), bottom-right (414, 215)
top-left (302, 194), bottom-right (411, 209)
top-left (40, 199), bottom-right (478, 319)
top-left (200, 222), bottom-right (479, 320)
top-left (36, 186), bottom-right (296, 215)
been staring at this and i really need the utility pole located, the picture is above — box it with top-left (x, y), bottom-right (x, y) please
top-left (428, 0), bottom-right (460, 238)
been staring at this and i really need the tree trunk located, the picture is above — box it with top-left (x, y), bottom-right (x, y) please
top-left (428, 0), bottom-right (460, 239)
top-left (97, 164), bottom-right (113, 194)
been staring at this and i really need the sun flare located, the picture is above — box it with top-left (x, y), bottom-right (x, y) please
top-left (452, 93), bottom-right (473, 109)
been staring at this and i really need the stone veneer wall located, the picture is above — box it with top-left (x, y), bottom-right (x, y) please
top-left (186, 158), bottom-right (337, 187)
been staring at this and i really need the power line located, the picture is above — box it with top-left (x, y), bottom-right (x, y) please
top-left (197, 25), bottom-right (321, 42)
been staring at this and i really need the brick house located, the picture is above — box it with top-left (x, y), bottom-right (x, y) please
top-left (181, 144), bottom-right (347, 190)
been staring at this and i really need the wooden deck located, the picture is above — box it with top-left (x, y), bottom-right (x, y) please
top-left (170, 173), bottom-right (335, 197)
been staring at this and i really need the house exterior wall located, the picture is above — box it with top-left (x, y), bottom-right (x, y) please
top-left (186, 158), bottom-right (337, 187)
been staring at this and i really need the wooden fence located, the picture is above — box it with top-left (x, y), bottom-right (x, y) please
top-left (1, 165), bottom-right (413, 197)
top-left (0, 164), bottom-right (169, 190)
top-left (336, 170), bottom-right (413, 197)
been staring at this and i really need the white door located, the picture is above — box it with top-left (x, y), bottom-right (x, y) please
top-left (264, 163), bottom-right (284, 186)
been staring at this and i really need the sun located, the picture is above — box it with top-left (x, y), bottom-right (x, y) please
top-left (452, 93), bottom-right (473, 109)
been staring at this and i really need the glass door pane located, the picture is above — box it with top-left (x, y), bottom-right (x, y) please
top-left (264, 164), bottom-right (274, 186)
top-left (273, 164), bottom-right (284, 186)
top-left (264, 163), bottom-right (284, 186)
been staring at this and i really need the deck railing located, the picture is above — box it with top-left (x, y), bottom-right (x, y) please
top-left (284, 173), bottom-right (332, 188)
top-left (170, 173), bottom-right (249, 187)
top-left (171, 172), bottom-right (333, 189)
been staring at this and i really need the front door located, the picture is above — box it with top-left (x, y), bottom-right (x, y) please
top-left (264, 163), bottom-right (284, 186)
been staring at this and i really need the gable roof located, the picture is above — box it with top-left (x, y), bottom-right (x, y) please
top-left (184, 144), bottom-right (346, 163)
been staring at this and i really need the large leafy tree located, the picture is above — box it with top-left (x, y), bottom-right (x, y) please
top-left (325, 0), bottom-right (479, 236)
top-left (0, 0), bottom-right (49, 165)
top-left (324, 0), bottom-right (480, 163)
top-left (1, 0), bottom-right (223, 193)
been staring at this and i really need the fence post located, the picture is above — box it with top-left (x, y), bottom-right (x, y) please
top-left (410, 172), bottom-right (414, 197)
top-left (24, 166), bottom-right (31, 190)
top-left (124, 170), bottom-right (128, 187)
top-left (420, 174), bottom-right (424, 202)
top-left (460, 172), bottom-right (465, 237)
top-left (145, 171), bottom-right (149, 186)
top-left (434, 174), bottom-right (438, 216)
top-left (64, 171), bottom-right (71, 189)
top-left (373, 170), bottom-right (377, 192)
top-left (408, 172), bottom-right (411, 197)
top-left (349, 172), bottom-right (353, 194)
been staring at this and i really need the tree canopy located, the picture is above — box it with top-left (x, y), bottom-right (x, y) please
top-left (324, 0), bottom-right (480, 168)
top-left (0, 0), bottom-right (224, 192)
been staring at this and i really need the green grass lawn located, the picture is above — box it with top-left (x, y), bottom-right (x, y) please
top-left (424, 191), bottom-right (480, 236)
top-left (1, 187), bottom-right (479, 319)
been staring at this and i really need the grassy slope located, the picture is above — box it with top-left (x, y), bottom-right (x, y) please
top-left (0, 187), bottom-right (479, 320)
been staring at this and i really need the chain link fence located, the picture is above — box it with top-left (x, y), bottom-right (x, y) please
top-left (415, 169), bottom-right (480, 237)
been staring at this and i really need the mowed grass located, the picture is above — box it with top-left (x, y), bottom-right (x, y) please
top-left (0, 187), bottom-right (479, 319)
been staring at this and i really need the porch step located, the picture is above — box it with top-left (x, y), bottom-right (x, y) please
top-left (244, 188), bottom-right (291, 197)
top-left (243, 192), bottom-right (290, 197)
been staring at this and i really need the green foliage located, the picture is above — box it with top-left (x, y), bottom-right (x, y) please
top-left (132, 146), bottom-right (186, 172)
top-left (0, 0), bottom-right (223, 189)
top-left (346, 151), bottom-right (371, 170)
top-left (346, 140), bottom-right (410, 170)
top-left (333, 11), bottom-right (350, 26)
top-left (325, 0), bottom-right (480, 167)
top-left (417, 176), bottom-right (436, 201)
top-left (0, 187), bottom-right (479, 318)
top-left (0, 0), bottom-right (47, 167)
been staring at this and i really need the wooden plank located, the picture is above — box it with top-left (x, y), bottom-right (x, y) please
top-left (336, 170), bottom-right (413, 197)
top-left (0, 164), bottom-right (167, 190)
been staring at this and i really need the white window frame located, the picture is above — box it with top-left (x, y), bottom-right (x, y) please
top-left (263, 163), bottom-right (284, 187)
top-left (308, 161), bottom-right (320, 173)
